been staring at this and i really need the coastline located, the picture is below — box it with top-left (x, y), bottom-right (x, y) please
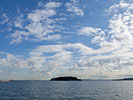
top-left (0, 80), bottom-right (12, 82)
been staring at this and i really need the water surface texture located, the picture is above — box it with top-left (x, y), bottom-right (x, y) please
top-left (0, 81), bottom-right (133, 100)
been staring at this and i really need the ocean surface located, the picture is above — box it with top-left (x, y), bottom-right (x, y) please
top-left (0, 80), bottom-right (133, 100)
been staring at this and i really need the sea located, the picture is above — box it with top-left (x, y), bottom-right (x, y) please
top-left (0, 80), bottom-right (133, 100)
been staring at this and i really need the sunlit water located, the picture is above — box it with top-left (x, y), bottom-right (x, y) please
top-left (0, 81), bottom-right (133, 100)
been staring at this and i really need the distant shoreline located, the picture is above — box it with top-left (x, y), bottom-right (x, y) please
top-left (0, 78), bottom-right (133, 82)
top-left (113, 78), bottom-right (133, 81)
top-left (0, 80), bottom-right (12, 82)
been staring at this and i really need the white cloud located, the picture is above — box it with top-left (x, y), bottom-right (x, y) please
top-left (28, 43), bottom-right (94, 77)
top-left (64, 43), bottom-right (93, 55)
top-left (10, 2), bottom-right (62, 44)
top-left (3, 0), bottom-right (85, 44)
top-left (78, 26), bottom-right (106, 45)
top-left (108, 12), bottom-right (133, 45)
top-left (0, 13), bottom-right (9, 24)
top-left (1, 39), bottom-right (133, 79)
top-left (73, 0), bottom-right (133, 79)
top-left (0, 52), bottom-right (28, 69)
top-left (106, 1), bottom-right (130, 13)
top-left (43, 34), bottom-right (61, 41)
top-left (13, 7), bottom-right (24, 28)
top-left (29, 42), bottom-right (133, 79)
top-left (65, 0), bottom-right (84, 16)
top-left (78, 0), bottom-right (133, 48)
top-left (44, 2), bottom-right (61, 9)
top-left (78, 26), bottom-right (103, 36)
top-left (1, 0), bottom-right (133, 79)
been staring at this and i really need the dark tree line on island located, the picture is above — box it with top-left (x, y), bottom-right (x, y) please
top-left (50, 76), bottom-right (82, 81)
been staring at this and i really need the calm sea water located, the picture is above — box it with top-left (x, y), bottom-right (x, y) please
top-left (0, 80), bottom-right (133, 100)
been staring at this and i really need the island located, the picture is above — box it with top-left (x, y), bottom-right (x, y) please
top-left (114, 78), bottom-right (133, 81)
top-left (50, 76), bottom-right (82, 81)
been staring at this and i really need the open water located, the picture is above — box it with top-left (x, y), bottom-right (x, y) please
top-left (0, 80), bottom-right (133, 100)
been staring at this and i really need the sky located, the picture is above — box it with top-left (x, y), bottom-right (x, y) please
top-left (0, 0), bottom-right (133, 80)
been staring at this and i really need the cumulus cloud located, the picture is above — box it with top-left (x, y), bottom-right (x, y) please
top-left (44, 2), bottom-right (61, 9)
top-left (9, 1), bottom-right (62, 44)
top-left (75, 0), bottom-right (133, 78)
top-left (106, 0), bottom-right (130, 13)
top-left (0, 13), bottom-right (9, 24)
top-left (28, 40), bottom-right (133, 79)
top-left (2, 0), bottom-right (84, 44)
top-left (0, 52), bottom-right (29, 69)
top-left (78, 26), bottom-right (106, 45)
top-left (1, 0), bottom-right (85, 44)
top-left (0, 43), bottom-right (91, 79)
top-left (28, 43), bottom-right (91, 78)
top-left (1, 0), bottom-right (133, 79)
top-left (65, 0), bottom-right (84, 16)
top-left (19, 0), bottom-right (133, 79)
top-left (108, 8), bottom-right (133, 45)
top-left (78, 27), bottom-right (103, 36)
top-left (79, 0), bottom-right (133, 48)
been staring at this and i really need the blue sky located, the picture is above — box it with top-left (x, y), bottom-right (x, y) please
top-left (0, 0), bottom-right (133, 80)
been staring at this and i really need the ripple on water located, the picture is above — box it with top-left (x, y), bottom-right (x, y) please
top-left (0, 81), bottom-right (133, 100)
